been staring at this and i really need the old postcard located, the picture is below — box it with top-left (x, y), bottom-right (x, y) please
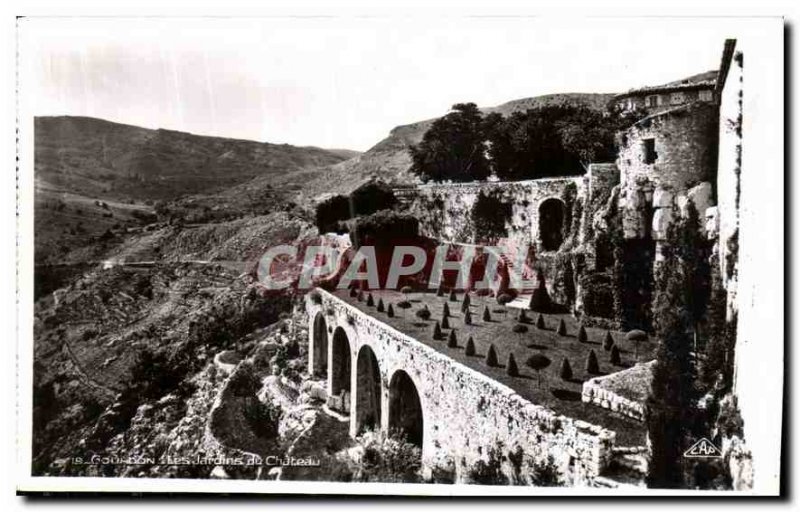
top-left (14, 15), bottom-right (784, 496)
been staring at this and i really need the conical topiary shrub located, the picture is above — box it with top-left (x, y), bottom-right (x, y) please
top-left (536, 313), bottom-right (545, 330)
top-left (603, 331), bottom-right (615, 351)
top-left (447, 329), bottom-right (458, 348)
top-left (464, 309), bottom-right (473, 325)
top-left (610, 345), bottom-right (621, 366)
top-left (518, 309), bottom-right (528, 323)
top-left (483, 306), bottom-right (492, 322)
top-left (449, 289), bottom-right (457, 302)
top-left (349, 287), bottom-right (358, 298)
top-left (465, 336), bottom-right (476, 356)
top-left (367, 293), bottom-right (375, 307)
top-left (436, 284), bottom-right (445, 297)
top-left (557, 319), bottom-right (567, 336)
top-left (441, 315), bottom-right (450, 330)
top-left (560, 357), bottom-right (573, 380)
top-left (461, 294), bottom-right (471, 313)
top-left (357, 290), bottom-right (364, 302)
top-left (377, 298), bottom-right (385, 312)
top-left (506, 353), bottom-right (519, 377)
top-left (443, 302), bottom-right (451, 318)
top-left (485, 343), bottom-right (498, 367)
top-left (586, 349), bottom-right (600, 374)
top-left (528, 271), bottom-right (552, 312)
top-left (578, 325), bottom-right (587, 343)
top-left (387, 304), bottom-right (395, 318)
top-left (433, 321), bottom-right (443, 340)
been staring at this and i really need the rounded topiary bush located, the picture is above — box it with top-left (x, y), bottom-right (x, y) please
top-left (465, 336), bottom-right (476, 356)
top-left (586, 349), bottom-right (600, 374)
top-left (526, 353), bottom-right (551, 387)
top-left (416, 306), bottom-right (431, 320)
top-left (506, 353), bottom-right (519, 377)
top-left (578, 325), bottom-right (588, 343)
top-left (557, 319), bottom-right (567, 336)
top-left (626, 329), bottom-right (648, 342)
top-left (512, 324), bottom-right (528, 334)
top-left (401, 285), bottom-right (413, 296)
top-left (497, 293), bottom-right (513, 306)
top-left (559, 358), bottom-right (573, 380)
top-left (397, 300), bottom-right (411, 309)
top-left (485, 344), bottom-right (498, 367)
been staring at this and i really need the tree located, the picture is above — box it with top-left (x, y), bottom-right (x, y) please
top-left (578, 325), bottom-right (588, 343)
top-left (506, 353), bottom-right (519, 377)
top-left (585, 349), bottom-right (599, 374)
top-left (443, 302), bottom-right (451, 318)
top-left (464, 309), bottom-right (473, 325)
top-left (483, 306), bottom-right (492, 322)
top-left (410, 103), bottom-right (491, 183)
top-left (461, 294), bottom-right (471, 313)
top-left (536, 314), bottom-right (545, 330)
top-left (448, 330), bottom-right (458, 348)
top-left (646, 210), bottom-right (703, 489)
top-left (387, 304), bottom-right (395, 318)
top-left (433, 321), bottom-right (443, 340)
top-left (557, 319), bottom-right (567, 336)
top-left (485, 344), bottom-right (499, 367)
top-left (441, 315), bottom-right (450, 330)
top-left (377, 298), bottom-right (385, 313)
top-left (526, 354), bottom-right (551, 387)
top-left (604, 331), bottom-right (615, 351)
top-left (559, 358), bottom-right (573, 381)
top-left (367, 293), bottom-right (375, 307)
top-left (465, 336), bottom-right (476, 356)
top-left (449, 289), bottom-right (458, 302)
top-left (610, 345), bottom-right (621, 366)
top-left (472, 192), bottom-right (512, 243)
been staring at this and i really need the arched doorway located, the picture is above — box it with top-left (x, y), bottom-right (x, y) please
top-left (330, 327), bottom-right (352, 412)
top-left (355, 345), bottom-right (382, 433)
top-left (312, 313), bottom-right (328, 377)
top-left (388, 370), bottom-right (423, 447)
top-left (539, 198), bottom-right (566, 251)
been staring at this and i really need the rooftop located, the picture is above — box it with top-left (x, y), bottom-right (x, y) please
top-left (334, 288), bottom-right (658, 446)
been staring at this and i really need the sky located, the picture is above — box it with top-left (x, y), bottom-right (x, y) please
top-left (20, 17), bottom-right (733, 152)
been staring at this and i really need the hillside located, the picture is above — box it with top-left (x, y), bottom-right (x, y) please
top-left (34, 116), bottom-right (357, 264)
top-left (294, 93), bottom-right (617, 200)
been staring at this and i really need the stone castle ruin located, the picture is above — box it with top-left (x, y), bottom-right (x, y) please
top-left (304, 39), bottom-right (750, 488)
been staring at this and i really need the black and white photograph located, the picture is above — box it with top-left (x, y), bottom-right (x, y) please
top-left (10, 8), bottom-right (786, 498)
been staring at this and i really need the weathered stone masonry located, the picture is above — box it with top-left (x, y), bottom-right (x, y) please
top-left (306, 289), bottom-right (615, 483)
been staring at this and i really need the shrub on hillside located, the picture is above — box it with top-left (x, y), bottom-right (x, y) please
top-left (506, 353), bottom-right (519, 377)
top-left (578, 325), bottom-right (588, 343)
top-left (557, 319), bottom-right (567, 336)
top-left (610, 345), bottom-right (621, 366)
top-left (512, 324), bottom-right (528, 334)
top-left (447, 330), bottom-right (458, 348)
top-left (604, 331), bottom-right (615, 351)
top-left (416, 306), bottom-right (431, 320)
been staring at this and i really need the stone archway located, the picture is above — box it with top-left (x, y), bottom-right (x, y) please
top-left (538, 198), bottom-right (566, 251)
top-left (312, 312), bottom-right (328, 377)
top-left (355, 345), bottom-right (382, 434)
top-left (388, 370), bottom-right (424, 447)
top-left (331, 327), bottom-right (352, 406)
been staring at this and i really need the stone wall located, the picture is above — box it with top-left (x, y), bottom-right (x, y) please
top-left (580, 362), bottom-right (654, 423)
top-left (406, 176), bottom-right (588, 251)
top-left (306, 289), bottom-right (616, 484)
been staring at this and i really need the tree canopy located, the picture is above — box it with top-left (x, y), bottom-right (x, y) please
top-left (411, 102), bottom-right (640, 183)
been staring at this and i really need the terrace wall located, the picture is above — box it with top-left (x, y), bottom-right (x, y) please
top-left (306, 288), bottom-right (616, 484)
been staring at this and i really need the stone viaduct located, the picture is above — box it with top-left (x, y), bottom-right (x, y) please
top-left (306, 288), bottom-right (616, 483)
